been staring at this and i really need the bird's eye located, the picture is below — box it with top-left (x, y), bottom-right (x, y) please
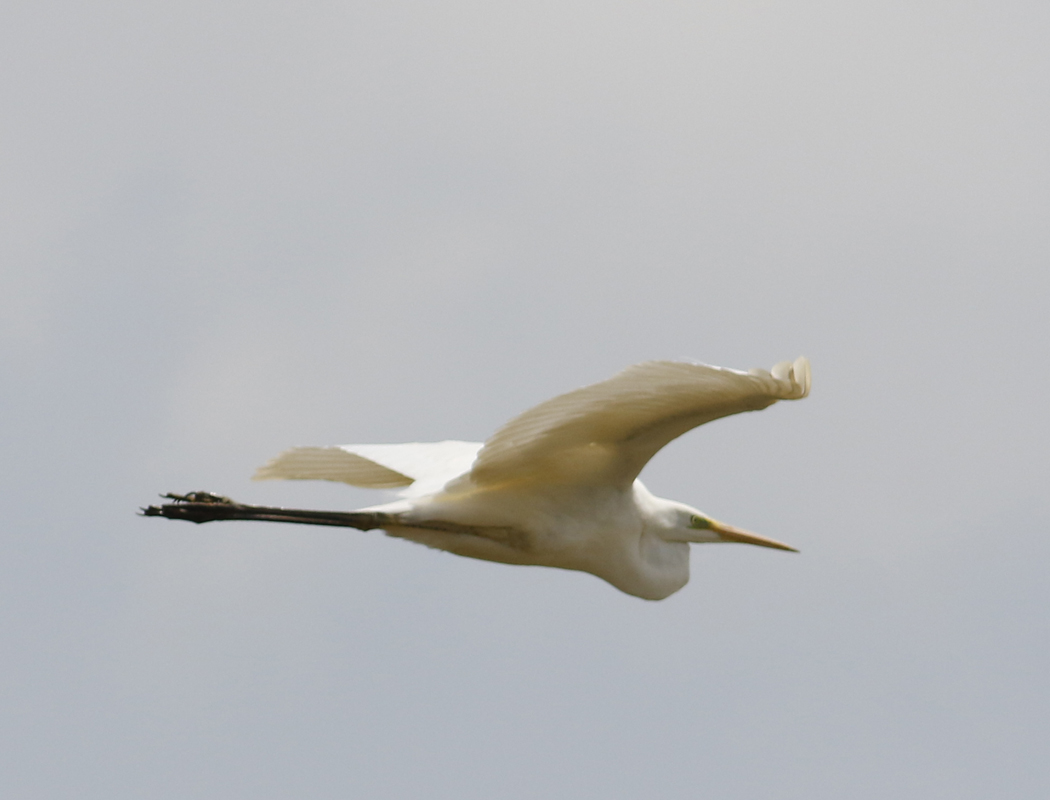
top-left (689, 515), bottom-right (711, 529)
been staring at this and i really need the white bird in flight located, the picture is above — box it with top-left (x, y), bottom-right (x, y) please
top-left (148, 356), bottom-right (810, 600)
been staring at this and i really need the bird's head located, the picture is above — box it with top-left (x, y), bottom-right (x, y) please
top-left (659, 501), bottom-right (798, 552)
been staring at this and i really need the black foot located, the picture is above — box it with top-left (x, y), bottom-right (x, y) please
top-left (162, 491), bottom-right (234, 505)
top-left (141, 490), bottom-right (239, 522)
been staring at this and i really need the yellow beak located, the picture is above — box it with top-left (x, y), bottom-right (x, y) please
top-left (710, 520), bottom-right (798, 552)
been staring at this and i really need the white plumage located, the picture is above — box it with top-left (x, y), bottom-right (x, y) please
top-left (254, 356), bottom-right (811, 599)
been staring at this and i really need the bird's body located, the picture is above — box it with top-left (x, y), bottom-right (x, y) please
top-left (365, 475), bottom-right (687, 599)
top-left (248, 356), bottom-right (811, 599)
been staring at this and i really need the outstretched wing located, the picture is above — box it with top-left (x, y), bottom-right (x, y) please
top-left (253, 440), bottom-right (482, 497)
top-left (469, 357), bottom-right (810, 490)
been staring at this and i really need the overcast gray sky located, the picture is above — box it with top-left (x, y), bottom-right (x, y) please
top-left (2, 1), bottom-right (1048, 797)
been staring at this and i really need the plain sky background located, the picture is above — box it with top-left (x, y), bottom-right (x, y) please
top-left (2, 1), bottom-right (1048, 797)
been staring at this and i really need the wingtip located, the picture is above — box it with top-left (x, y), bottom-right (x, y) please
top-left (770, 356), bottom-right (810, 398)
top-left (792, 356), bottom-right (811, 398)
top-left (251, 458), bottom-right (281, 481)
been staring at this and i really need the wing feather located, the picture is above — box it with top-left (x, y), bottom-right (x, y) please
top-left (254, 440), bottom-right (482, 496)
top-left (469, 357), bottom-right (810, 489)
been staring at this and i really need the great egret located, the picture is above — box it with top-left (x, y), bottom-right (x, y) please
top-left (146, 357), bottom-right (810, 599)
